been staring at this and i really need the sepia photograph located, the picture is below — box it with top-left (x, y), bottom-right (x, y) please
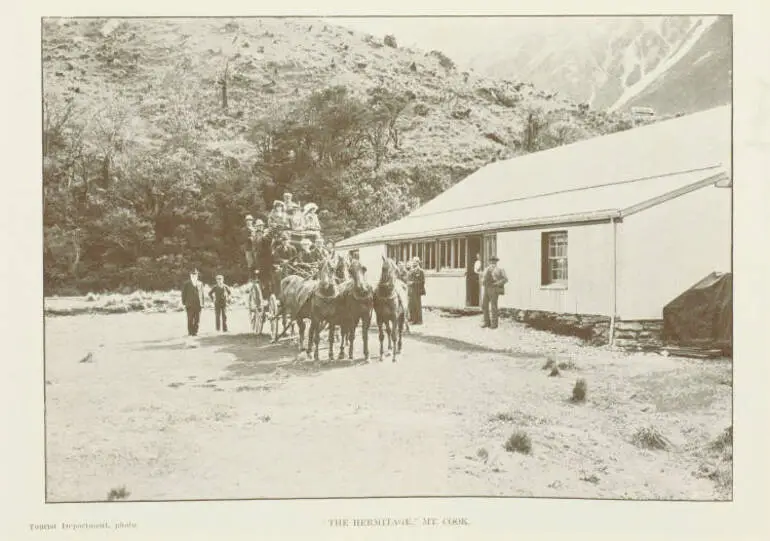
top-left (40, 13), bottom-right (735, 506)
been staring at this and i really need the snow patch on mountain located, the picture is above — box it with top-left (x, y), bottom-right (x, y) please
top-left (608, 16), bottom-right (719, 112)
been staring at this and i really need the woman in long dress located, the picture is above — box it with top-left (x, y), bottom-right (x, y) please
top-left (407, 257), bottom-right (425, 325)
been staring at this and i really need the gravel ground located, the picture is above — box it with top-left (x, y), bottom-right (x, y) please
top-left (44, 307), bottom-right (732, 502)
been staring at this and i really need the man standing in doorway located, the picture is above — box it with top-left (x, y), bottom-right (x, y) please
top-left (482, 256), bottom-right (508, 329)
top-left (182, 268), bottom-right (206, 336)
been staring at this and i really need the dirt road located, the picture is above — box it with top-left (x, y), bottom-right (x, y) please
top-left (44, 307), bottom-right (732, 502)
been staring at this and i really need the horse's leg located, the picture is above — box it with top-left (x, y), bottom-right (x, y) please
top-left (347, 318), bottom-right (356, 360)
top-left (397, 314), bottom-right (404, 357)
top-left (327, 319), bottom-right (334, 362)
top-left (298, 319), bottom-right (306, 356)
top-left (338, 320), bottom-right (347, 360)
top-left (385, 318), bottom-right (393, 351)
top-left (377, 320), bottom-right (385, 362)
top-left (362, 311), bottom-right (370, 361)
top-left (307, 318), bottom-right (316, 360)
top-left (392, 316), bottom-right (401, 362)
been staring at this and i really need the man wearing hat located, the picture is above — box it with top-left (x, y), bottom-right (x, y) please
top-left (181, 268), bottom-right (206, 336)
top-left (208, 274), bottom-right (233, 332)
top-left (295, 237), bottom-right (320, 276)
top-left (272, 231), bottom-right (298, 268)
top-left (311, 236), bottom-right (327, 260)
top-left (250, 218), bottom-right (266, 268)
top-left (481, 255), bottom-right (508, 329)
top-left (242, 215), bottom-right (257, 271)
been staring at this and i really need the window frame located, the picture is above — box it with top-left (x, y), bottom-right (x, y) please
top-left (386, 236), bottom-right (469, 273)
top-left (541, 230), bottom-right (568, 287)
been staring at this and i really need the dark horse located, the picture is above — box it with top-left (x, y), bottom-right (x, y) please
top-left (308, 259), bottom-right (340, 362)
top-left (373, 256), bottom-right (408, 362)
top-left (274, 263), bottom-right (317, 355)
top-left (334, 259), bottom-right (373, 361)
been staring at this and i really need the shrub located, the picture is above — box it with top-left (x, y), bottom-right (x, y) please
top-left (503, 430), bottom-right (532, 455)
top-left (549, 366), bottom-right (560, 377)
top-left (710, 426), bottom-right (733, 459)
top-left (383, 34), bottom-right (398, 48)
top-left (631, 426), bottom-right (670, 450)
top-left (571, 378), bottom-right (587, 402)
top-left (429, 50), bottom-right (455, 71)
top-left (106, 485), bottom-right (130, 501)
top-left (413, 103), bottom-right (430, 117)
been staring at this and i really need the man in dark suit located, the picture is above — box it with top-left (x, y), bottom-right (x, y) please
top-left (482, 256), bottom-right (508, 329)
top-left (272, 232), bottom-right (298, 267)
top-left (182, 268), bottom-right (206, 336)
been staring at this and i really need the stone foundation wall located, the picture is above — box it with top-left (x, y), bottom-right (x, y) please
top-left (612, 320), bottom-right (664, 350)
top-left (433, 306), bottom-right (663, 349)
top-left (499, 308), bottom-right (611, 346)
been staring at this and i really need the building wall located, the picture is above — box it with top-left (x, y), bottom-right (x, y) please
top-left (616, 184), bottom-right (732, 320)
top-left (354, 244), bottom-right (386, 286)
top-left (345, 223), bottom-right (615, 314)
top-left (495, 223), bottom-right (614, 316)
top-left (422, 273), bottom-right (466, 308)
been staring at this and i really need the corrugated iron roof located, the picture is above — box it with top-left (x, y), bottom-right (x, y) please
top-left (338, 105), bottom-right (731, 248)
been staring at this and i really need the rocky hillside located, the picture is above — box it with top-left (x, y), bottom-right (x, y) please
top-left (44, 17), bottom-right (641, 170)
top-left (448, 16), bottom-right (731, 116)
top-left (43, 17), bottom-right (640, 294)
top-left (619, 16), bottom-right (732, 115)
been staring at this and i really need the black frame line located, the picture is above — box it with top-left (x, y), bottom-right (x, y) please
top-left (40, 13), bottom-right (735, 504)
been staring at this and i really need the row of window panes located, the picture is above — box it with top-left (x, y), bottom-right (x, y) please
top-left (387, 238), bottom-right (467, 270)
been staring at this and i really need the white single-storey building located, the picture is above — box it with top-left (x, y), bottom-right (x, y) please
top-left (337, 105), bottom-right (732, 346)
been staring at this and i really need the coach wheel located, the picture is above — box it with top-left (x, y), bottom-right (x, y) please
top-left (268, 294), bottom-right (280, 342)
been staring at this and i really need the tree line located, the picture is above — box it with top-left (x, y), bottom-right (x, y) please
top-left (44, 68), bottom-right (620, 295)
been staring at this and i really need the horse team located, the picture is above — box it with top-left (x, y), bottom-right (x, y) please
top-left (272, 255), bottom-right (408, 363)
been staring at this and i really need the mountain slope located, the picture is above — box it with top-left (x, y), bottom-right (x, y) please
top-left (42, 17), bottom-right (641, 293)
top-left (621, 16), bottom-right (732, 115)
top-left (44, 17), bottom-right (631, 174)
top-left (448, 16), bottom-right (731, 115)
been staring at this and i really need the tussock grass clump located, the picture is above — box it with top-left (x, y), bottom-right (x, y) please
top-left (490, 412), bottom-right (515, 422)
top-left (558, 360), bottom-right (577, 371)
top-left (503, 431), bottom-right (532, 455)
top-left (549, 366), bottom-right (560, 377)
top-left (107, 485), bottom-right (130, 501)
top-left (476, 448), bottom-right (489, 462)
top-left (571, 378), bottom-right (587, 403)
top-left (383, 34), bottom-right (397, 48)
top-left (711, 426), bottom-right (733, 452)
top-left (542, 358), bottom-right (556, 370)
top-left (631, 426), bottom-right (670, 450)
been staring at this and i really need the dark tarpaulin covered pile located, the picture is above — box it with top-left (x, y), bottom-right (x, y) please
top-left (662, 272), bottom-right (732, 353)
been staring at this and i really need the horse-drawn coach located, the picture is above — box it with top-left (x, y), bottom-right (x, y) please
top-left (243, 193), bottom-right (408, 363)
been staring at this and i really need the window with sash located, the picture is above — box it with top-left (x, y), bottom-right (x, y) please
top-left (541, 231), bottom-right (568, 285)
top-left (437, 237), bottom-right (466, 270)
